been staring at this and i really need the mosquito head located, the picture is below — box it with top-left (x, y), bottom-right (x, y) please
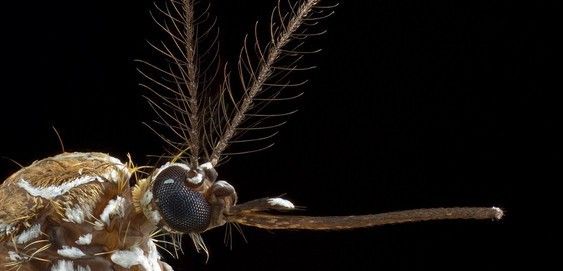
top-left (140, 162), bottom-right (237, 234)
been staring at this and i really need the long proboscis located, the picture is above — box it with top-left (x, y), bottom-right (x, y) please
top-left (227, 207), bottom-right (503, 230)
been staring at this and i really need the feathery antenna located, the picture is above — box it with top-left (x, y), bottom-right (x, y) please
top-left (142, 0), bottom-right (334, 164)
top-left (140, 0), bottom-right (221, 166)
top-left (209, 0), bottom-right (334, 165)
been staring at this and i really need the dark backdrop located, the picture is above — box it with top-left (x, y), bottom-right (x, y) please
top-left (0, 0), bottom-right (552, 270)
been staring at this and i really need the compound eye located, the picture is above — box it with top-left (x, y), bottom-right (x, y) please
top-left (152, 165), bottom-right (211, 233)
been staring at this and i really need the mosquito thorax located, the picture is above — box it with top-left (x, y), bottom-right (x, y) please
top-left (133, 162), bottom-right (237, 234)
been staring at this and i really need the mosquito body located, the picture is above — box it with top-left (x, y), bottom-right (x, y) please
top-left (0, 0), bottom-right (502, 270)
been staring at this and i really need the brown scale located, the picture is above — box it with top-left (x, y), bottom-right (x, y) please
top-left (0, 152), bottom-right (169, 271)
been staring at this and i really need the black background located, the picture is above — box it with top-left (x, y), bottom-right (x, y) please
top-left (0, 0), bottom-right (553, 270)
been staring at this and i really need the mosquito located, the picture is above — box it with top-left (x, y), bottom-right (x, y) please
top-left (0, 0), bottom-right (503, 270)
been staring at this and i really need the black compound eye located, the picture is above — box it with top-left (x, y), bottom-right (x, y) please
top-left (152, 165), bottom-right (211, 233)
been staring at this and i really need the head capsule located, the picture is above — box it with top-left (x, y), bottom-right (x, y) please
top-left (135, 162), bottom-right (237, 234)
